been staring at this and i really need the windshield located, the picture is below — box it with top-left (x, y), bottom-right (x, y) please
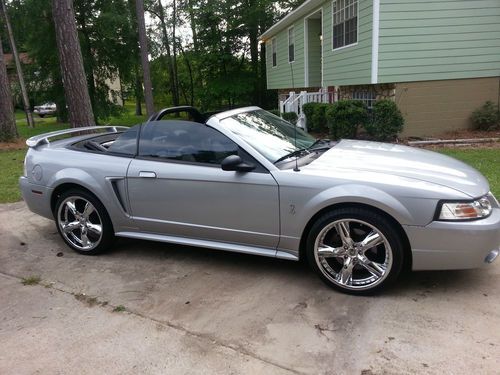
top-left (220, 109), bottom-right (316, 163)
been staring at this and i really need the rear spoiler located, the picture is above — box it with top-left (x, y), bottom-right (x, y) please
top-left (26, 126), bottom-right (129, 148)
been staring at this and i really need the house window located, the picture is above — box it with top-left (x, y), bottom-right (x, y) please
top-left (272, 38), bottom-right (277, 67)
top-left (352, 90), bottom-right (376, 109)
top-left (288, 27), bottom-right (295, 62)
top-left (332, 0), bottom-right (358, 50)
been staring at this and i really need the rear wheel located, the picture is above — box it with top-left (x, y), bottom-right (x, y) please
top-left (54, 189), bottom-right (114, 255)
top-left (306, 207), bottom-right (404, 295)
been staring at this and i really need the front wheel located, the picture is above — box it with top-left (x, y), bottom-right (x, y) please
top-left (306, 207), bottom-right (405, 295)
top-left (54, 189), bottom-right (114, 255)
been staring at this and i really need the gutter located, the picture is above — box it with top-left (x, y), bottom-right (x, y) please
top-left (260, 0), bottom-right (323, 41)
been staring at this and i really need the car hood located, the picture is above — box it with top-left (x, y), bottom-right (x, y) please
top-left (301, 140), bottom-right (489, 198)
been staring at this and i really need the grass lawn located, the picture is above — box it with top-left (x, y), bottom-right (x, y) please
top-left (438, 148), bottom-right (500, 198)
top-left (0, 149), bottom-right (26, 203)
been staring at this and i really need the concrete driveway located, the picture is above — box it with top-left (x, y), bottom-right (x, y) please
top-left (1, 202), bottom-right (499, 374)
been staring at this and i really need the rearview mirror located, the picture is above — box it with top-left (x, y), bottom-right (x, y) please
top-left (221, 155), bottom-right (255, 172)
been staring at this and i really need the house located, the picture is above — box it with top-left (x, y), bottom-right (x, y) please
top-left (3, 53), bottom-right (124, 107)
top-left (260, 0), bottom-right (500, 137)
top-left (3, 52), bottom-right (30, 81)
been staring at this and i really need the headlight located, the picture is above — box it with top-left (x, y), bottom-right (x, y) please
top-left (437, 196), bottom-right (492, 221)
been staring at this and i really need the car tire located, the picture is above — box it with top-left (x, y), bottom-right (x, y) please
top-left (306, 207), bottom-right (404, 295)
top-left (54, 189), bottom-right (114, 255)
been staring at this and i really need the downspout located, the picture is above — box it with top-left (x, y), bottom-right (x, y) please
top-left (371, 0), bottom-right (380, 85)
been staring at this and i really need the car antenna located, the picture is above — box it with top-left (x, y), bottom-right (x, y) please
top-left (289, 59), bottom-right (300, 172)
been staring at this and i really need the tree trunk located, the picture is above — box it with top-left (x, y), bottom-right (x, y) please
top-left (75, 4), bottom-right (98, 124)
top-left (52, 0), bottom-right (95, 128)
top-left (134, 64), bottom-right (142, 115)
top-left (187, 0), bottom-right (198, 52)
top-left (0, 38), bottom-right (18, 141)
top-left (172, 0), bottom-right (179, 104)
top-left (156, 0), bottom-right (179, 106)
top-left (249, 28), bottom-right (259, 105)
top-left (135, 0), bottom-right (154, 116)
top-left (178, 43), bottom-right (194, 106)
top-left (259, 41), bottom-right (266, 107)
top-left (1, 0), bottom-right (34, 128)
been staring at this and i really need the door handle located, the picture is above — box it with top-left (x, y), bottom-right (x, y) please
top-left (138, 171), bottom-right (157, 178)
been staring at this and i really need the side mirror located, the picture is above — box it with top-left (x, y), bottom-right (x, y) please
top-left (221, 154), bottom-right (255, 172)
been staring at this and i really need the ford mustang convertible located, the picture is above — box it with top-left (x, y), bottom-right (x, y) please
top-left (20, 106), bottom-right (500, 294)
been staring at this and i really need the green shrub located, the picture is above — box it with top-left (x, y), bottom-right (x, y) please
top-left (364, 99), bottom-right (404, 141)
top-left (326, 100), bottom-right (368, 139)
top-left (302, 103), bottom-right (315, 128)
top-left (268, 109), bottom-right (281, 117)
top-left (282, 111), bottom-right (298, 125)
top-left (471, 101), bottom-right (499, 131)
top-left (299, 103), bottom-right (331, 132)
top-left (308, 103), bottom-right (330, 133)
top-left (302, 103), bottom-right (328, 132)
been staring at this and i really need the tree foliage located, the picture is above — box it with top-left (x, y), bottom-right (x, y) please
top-left (2, 0), bottom-right (306, 131)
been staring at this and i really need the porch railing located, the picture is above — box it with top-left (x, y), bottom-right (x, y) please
top-left (279, 89), bottom-right (336, 129)
top-left (280, 89), bottom-right (336, 115)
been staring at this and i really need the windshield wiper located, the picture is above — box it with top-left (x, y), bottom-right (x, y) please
top-left (274, 148), bottom-right (309, 164)
top-left (274, 139), bottom-right (333, 164)
top-left (307, 139), bottom-right (331, 150)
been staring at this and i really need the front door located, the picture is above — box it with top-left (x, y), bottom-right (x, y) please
top-left (126, 120), bottom-right (280, 249)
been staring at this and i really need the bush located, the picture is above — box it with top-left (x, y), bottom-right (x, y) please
top-left (471, 101), bottom-right (500, 131)
top-left (268, 109), bottom-right (281, 117)
top-left (305, 103), bottom-right (330, 133)
top-left (364, 99), bottom-right (404, 141)
top-left (282, 111), bottom-right (298, 125)
top-left (302, 103), bottom-right (324, 131)
top-left (326, 100), bottom-right (368, 139)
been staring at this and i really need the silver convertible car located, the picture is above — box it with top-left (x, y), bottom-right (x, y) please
top-left (20, 106), bottom-right (500, 294)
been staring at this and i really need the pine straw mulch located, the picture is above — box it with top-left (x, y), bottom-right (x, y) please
top-left (0, 138), bottom-right (27, 151)
top-left (404, 129), bottom-right (500, 150)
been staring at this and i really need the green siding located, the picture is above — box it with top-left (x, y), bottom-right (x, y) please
top-left (378, 0), bottom-right (500, 83)
top-left (307, 19), bottom-right (322, 87)
top-left (266, 20), bottom-right (305, 89)
top-left (322, 0), bottom-right (373, 86)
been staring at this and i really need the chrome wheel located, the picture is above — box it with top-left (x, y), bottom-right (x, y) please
top-left (314, 219), bottom-right (393, 290)
top-left (57, 196), bottom-right (103, 251)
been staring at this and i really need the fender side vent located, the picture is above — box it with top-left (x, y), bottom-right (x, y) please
top-left (110, 179), bottom-right (128, 214)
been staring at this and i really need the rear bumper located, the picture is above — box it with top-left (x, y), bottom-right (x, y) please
top-left (19, 177), bottom-right (54, 220)
top-left (404, 208), bottom-right (500, 270)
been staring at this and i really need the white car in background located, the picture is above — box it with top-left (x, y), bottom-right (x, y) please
top-left (33, 102), bottom-right (57, 117)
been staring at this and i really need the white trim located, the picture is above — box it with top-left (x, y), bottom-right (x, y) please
top-left (304, 18), bottom-right (309, 86)
top-left (304, 8), bottom-right (323, 88)
top-left (260, 0), bottom-right (325, 41)
top-left (331, 0), bottom-right (360, 52)
top-left (333, 42), bottom-right (358, 52)
top-left (288, 26), bottom-right (295, 63)
top-left (321, 6), bottom-right (324, 88)
top-left (271, 37), bottom-right (277, 68)
top-left (371, 0), bottom-right (380, 84)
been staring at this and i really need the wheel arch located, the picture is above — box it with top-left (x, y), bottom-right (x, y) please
top-left (298, 202), bottom-right (412, 272)
top-left (51, 182), bottom-right (103, 215)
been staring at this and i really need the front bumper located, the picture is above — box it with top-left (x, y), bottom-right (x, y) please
top-left (404, 208), bottom-right (500, 270)
top-left (19, 177), bottom-right (54, 220)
